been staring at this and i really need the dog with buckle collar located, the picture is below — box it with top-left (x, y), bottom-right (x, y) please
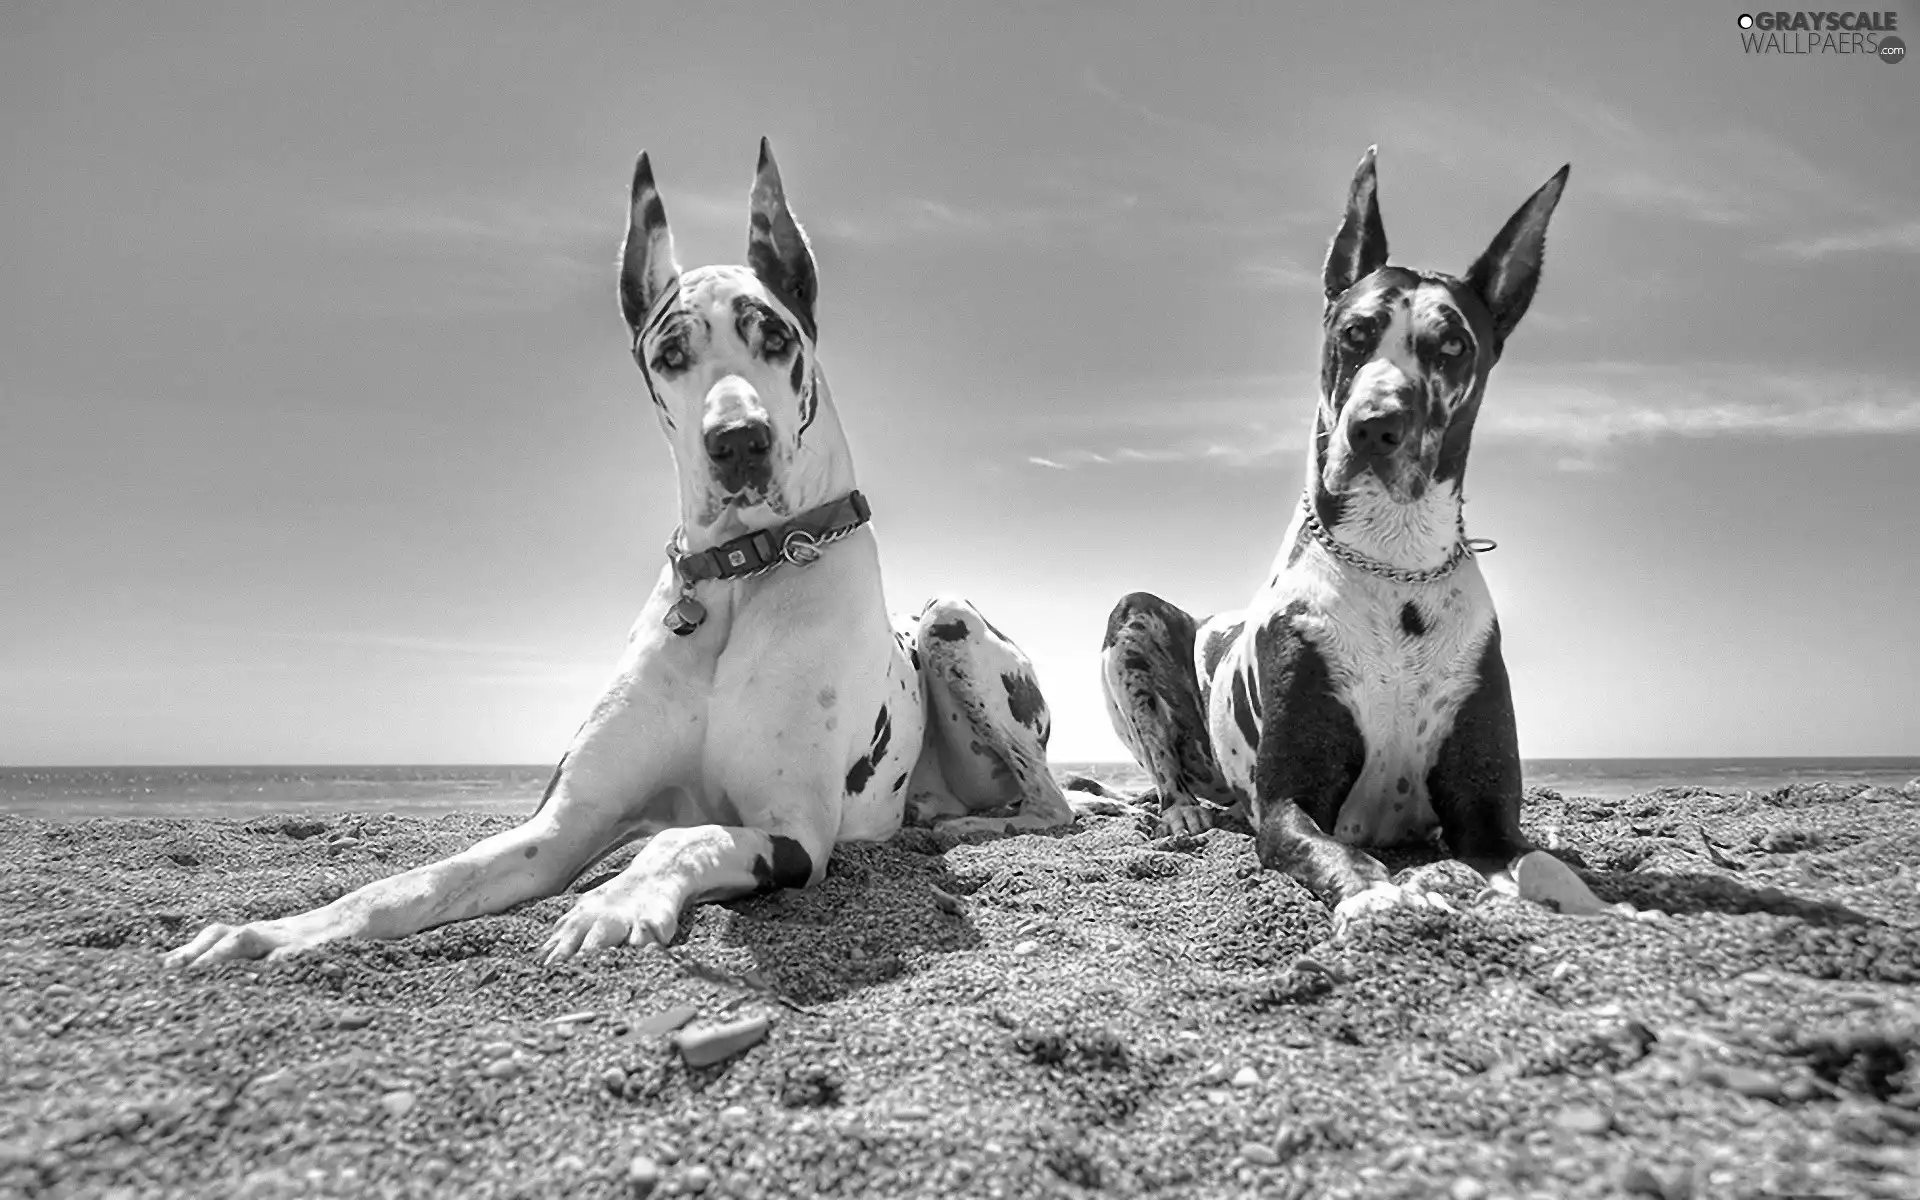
top-left (1095, 148), bottom-right (1634, 936)
top-left (167, 140), bottom-right (1115, 968)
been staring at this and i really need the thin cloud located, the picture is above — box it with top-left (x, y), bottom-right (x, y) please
top-left (1377, 84), bottom-right (1905, 232)
top-left (1238, 258), bottom-right (1323, 293)
top-left (296, 193), bottom-right (617, 316)
top-left (820, 192), bottom-right (1144, 247)
top-left (1766, 220), bottom-right (1920, 260)
top-left (1487, 362), bottom-right (1920, 446)
top-left (1027, 361), bottom-right (1920, 470)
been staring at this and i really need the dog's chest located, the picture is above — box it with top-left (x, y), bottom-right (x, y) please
top-left (1224, 558), bottom-right (1497, 846)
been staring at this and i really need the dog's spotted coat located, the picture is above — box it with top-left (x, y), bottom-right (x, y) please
top-left (166, 140), bottom-right (1115, 970)
top-left (1100, 148), bottom-right (1630, 931)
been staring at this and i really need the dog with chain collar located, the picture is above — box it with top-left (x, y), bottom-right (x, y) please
top-left (1096, 148), bottom-right (1637, 936)
top-left (167, 140), bottom-right (1115, 968)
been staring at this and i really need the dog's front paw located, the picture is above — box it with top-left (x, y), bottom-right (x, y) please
top-left (164, 919), bottom-right (325, 968)
top-left (540, 888), bottom-right (680, 965)
top-left (1329, 882), bottom-right (1456, 940)
top-left (1156, 803), bottom-right (1214, 837)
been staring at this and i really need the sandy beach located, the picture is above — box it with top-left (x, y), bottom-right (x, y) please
top-left (4, 773), bottom-right (1919, 1200)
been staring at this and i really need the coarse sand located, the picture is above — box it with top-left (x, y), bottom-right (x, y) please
top-left (4, 774), bottom-right (1919, 1199)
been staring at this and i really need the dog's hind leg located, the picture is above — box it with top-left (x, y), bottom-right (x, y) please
top-left (1098, 592), bottom-right (1239, 835)
top-left (909, 596), bottom-right (1117, 837)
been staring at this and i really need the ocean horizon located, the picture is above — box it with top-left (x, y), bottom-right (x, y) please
top-left (2, 757), bottom-right (1915, 823)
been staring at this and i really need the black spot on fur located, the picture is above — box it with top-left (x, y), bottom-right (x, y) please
top-left (789, 351), bottom-right (806, 394)
top-left (1284, 524), bottom-right (1310, 568)
top-left (1425, 623), bottom-right (1527, 864)
top-left (1246, 602), bottom-right (1381, 907)
top-left (909, 645), bottom-right (923, 671)
top-left (749, 210), bottom-right (772, 233)
top-left (846, 758), bottom-right (875, 796)
top-left (892, 773), bottom-right (908, 794)
top-left (641, 193), bottom-right (666, 232)
top-left (1250, 600), bottom-right (1365, 837)
top-left (751, 835), bottom-right (814, 892)
top-left (1122, 652), bottom-right (1150, 674)
top-left (1002, 672), bottom-right (1045, 729)
top-left (1230, 670), bottom-right (1260, 750)
top-left (927, 619), bottom-right (970, 642)
top-left (1200, 621), bottom-right (1244, 683)
top-left (1396, 776), bottom-right (1410, 794)
top-left (1400, 601), bottom-right (1427, 637)
top-left (869, 706), bottom-right (893, 762)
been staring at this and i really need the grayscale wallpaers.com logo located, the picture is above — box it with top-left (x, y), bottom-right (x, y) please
top-left (1737, 10), bottom-right (1905, 59)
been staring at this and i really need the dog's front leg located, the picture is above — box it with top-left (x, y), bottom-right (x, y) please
top-left (165, 811), bottom-right (603, 967)
top-left (1253, 799), bottom-right (1452, 936)
top-left (540, 671), bottom-right (841, 963)
top-left (538, 822), bottom-right (825, 963)
top-left (1424, 628), bottom-right (1635, 919)
top-left (166, 629), bottom-right (700, 967)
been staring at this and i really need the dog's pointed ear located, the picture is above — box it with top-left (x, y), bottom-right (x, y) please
top-left (620, 152), bottom-right (681, 332)
top-left (747, 137), bottom-right (819, 341)
top-left (1323, 146), bottom-right (1388, 305)
top-left (1465, 164), bottom-right (1570, 357)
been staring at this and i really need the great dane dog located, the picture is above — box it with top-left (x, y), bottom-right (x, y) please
top-left (169, 140), bottom-right (1104, 968)
top-left (1096, 148), bottom-right (1634, 936)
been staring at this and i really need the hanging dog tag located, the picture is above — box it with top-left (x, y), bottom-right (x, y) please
top-left (664, 594), bottom-right (707, 636)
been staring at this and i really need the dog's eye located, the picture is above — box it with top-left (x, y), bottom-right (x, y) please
top-left (654, 343), bottom-right (688, 373)
top-left (1340, 323), bottom-right (1371, 350)
top-left (1438, 337), bottom-right (1465, 359)
top-left (761, 328), bottom-right (790, 357)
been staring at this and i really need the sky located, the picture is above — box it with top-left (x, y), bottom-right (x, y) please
top-left (3, 1), bottom-right (1916, 766)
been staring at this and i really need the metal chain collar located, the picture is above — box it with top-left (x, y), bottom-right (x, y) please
top-left (1298, 493), bottom-right (1496, 585)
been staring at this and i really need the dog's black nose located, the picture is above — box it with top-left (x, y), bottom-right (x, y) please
top-left (705, 420), bottom-right (773, 492)
top-left (1348, 412), bottom-right (1407, 458)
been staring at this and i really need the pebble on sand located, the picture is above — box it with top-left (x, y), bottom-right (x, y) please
top-left (627, 1154), bottom-right (661, 1197)
top-left (1231, 1066), bottom-right (1261, 1088)
top-left (672, 1014), bottom-right (771, 1068)
top-left (600, 1067), bottom-right (628, 1096)
top-left (379, 1091), bottom-right (415, 1119)
top-left (631, 1005), bottom-right (701, 1040)
top-left (481, 1058), bottom-right (524, 1080)
top-left (1449, 1179), bottom-right (1488, 1200)
top-left (1012, 940), bottom-right (1040, 957)
top-left (1238, 1142), bottom-right (1280, 1166)
top-left (1554, 1105), bottom-right (1613, 1136)
top-left (1620, 1163), bottom-right (1674, 1198)
top-left (1713, 1066), bottom-right (1785, 1101)
top-left (681, 1164), bottom-right (714, 1192)
top-left (334, 1011), bottom-right (375, 1030)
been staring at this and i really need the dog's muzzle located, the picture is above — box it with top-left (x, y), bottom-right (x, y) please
top-left (705, 419), bottom-right (773, 494)
top-left (1347, 409), bottom-right (1408, 460)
